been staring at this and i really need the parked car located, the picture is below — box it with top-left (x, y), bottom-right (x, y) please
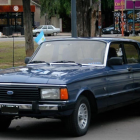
top-left (102, 24), bottom-right (120, 34)
top-left (0, 38), bottom-right (140, 136)
top-left (33, 25), bottom-right (60, 36)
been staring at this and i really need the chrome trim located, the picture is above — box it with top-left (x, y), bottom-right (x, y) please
top-left (0, 103), bottom-right (58, 111)
top-left (0, 103), bottom-right (32, 110)
top-left (0, 83), bottom-right (66, 87)
top-left (104, 42), bottom-right (110, 66)
top-left (39, 104), bottom-right (58, 110)
top-left (39, 101), bottom-right (69, 103)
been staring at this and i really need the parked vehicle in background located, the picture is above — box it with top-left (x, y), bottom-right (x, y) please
top-left (102, 24), bottom-right (120, 34)
top-left (0, 38), bottom-right (140, 136)
top-left (33, 25), bottom-right (60, 36)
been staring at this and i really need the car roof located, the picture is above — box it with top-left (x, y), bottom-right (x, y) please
top-left (44, 37), bottom-right (139, 44)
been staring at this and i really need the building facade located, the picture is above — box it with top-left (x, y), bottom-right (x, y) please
top-left (0, 0), bottom-right (45, 33)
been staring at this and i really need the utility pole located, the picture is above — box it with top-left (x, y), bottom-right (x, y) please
top-left (98, 0), bottom-right (102, 37)
top-left (132, 0), bottom-right (136, 36)
top-left (71, 0), bottom-right (77, 37)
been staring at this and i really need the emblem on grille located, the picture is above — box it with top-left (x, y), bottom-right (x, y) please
top-left (7, 91), bottom-right (14, 95)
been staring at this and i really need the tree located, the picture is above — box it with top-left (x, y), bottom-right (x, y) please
top-left (22, 0), bottom-right (34, 57)
top-left (40, 0), bottom-right (71, 18)
top-left (40, 0), bottom-right (114, 37)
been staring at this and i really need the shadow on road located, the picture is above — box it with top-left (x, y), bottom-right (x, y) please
top-left (0, 103), bottom-right (140, 139)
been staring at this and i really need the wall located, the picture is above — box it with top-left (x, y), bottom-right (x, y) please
top-left (0, 0), bottom-right (11, 5)
top-left (51, 17), bottom-right (62, 31)
top-left (11, 0), bottom-right (22, 5)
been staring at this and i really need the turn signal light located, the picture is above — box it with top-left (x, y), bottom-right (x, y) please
top-left (60, 88), bottom-right (68, 100)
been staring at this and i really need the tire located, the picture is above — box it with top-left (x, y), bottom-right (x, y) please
top-left (35, 32), bottom-right (40, 37)
top-left (0, 116), bottom-right (12, 131)
top-left (53, 32), bottom-right (57, 36)
top-left (110, 30), bottom-right (114, 34)
top-left (64, 96), bottom-right (91, 136)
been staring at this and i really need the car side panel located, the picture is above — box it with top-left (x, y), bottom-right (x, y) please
top-left (67, 71), bottom-right (108, 111)
top-left (129, 63), bottom-right (140, 99)
top-left (106, 65), bottom-right (134, 106)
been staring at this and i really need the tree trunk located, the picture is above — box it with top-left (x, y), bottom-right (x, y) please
top-left (76, 0), bottom-right (98, 37)
top-left (76, 0), bottom-right (90, 37)
top-left (22, 0), bottom-right (34, 57)
top-left (91, 2), bottom-right (98, 37)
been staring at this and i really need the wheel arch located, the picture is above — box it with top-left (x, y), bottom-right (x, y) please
top-left (77, 90), bottom-right (98, 115)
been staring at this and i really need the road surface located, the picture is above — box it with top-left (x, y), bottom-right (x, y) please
top-left (0, 104), bottom-right (140, 140)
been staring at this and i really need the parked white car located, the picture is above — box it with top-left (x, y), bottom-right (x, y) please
top-left (33, 25), bottom-right (61, 36)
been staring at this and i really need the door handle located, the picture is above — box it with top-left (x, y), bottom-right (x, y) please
top-left (127, 67), bottom-right (132, 72)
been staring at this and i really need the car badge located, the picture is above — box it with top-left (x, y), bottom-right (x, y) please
top-left (7, 91), bottom-right (14, 95)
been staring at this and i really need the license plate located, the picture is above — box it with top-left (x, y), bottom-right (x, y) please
top-left (1, 105), bottom-right (19, 114)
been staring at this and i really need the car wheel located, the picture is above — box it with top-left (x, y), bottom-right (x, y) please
top-left (64, 96), bottom-right (91, 136)
top-left (0, 116), bottom-right (12, 131)
top-left (35, 32), bottom-right (40, 37)
top-left (110, 30), bottom-right (114, 34)
top-left (53, 32), bottom-right (57, 36)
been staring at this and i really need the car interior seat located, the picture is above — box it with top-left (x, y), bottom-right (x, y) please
top-left (108, 47), bottom-right (117, 59)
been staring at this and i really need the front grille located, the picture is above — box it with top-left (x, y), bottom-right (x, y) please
top-left (0, 86), bottom-right (40, 101)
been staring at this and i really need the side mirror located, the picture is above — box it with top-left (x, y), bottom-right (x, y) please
top-left (25, 57), bottom-right (30, 64)
top-left (108, 57), bottom-right (123, 65)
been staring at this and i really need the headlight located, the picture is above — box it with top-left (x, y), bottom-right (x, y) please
top-left (41, 88), bottom-right (68, 100)
top-left (41, 89), bottom-right (60, 99)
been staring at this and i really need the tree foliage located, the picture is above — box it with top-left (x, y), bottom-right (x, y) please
top-left (40, 0), bottom-right (114, 18)
top-left (40, 0), bottom-right (71, 18)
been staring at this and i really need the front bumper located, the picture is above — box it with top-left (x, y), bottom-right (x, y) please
top-left (0, 103), bottom-right (58, 111)
top-left (0, 101), bottom-right (74, 118)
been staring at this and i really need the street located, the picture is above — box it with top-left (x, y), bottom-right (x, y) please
top-left (0, 33), bottom-right (123, 42)
top-left (0, 104), bottom-right (140, 140)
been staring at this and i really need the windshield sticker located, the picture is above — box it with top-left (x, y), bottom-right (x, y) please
top-left (51, 72), bottom-right (67, 77)
top-left (46, 44), bottom-right (51, 47)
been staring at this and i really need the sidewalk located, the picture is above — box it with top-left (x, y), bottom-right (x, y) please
top-left (0, 32), bottom-right (71, 38)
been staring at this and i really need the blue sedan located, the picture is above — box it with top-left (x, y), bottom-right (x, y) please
top-left (0, 38), bottom-right (140, 136)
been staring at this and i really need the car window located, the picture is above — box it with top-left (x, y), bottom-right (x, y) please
top-left (36, 25), bottom-right (43, 29)
top-left (108, 43), bottom-right (124, 63)
top-left (124, 43), bottom-right (140, 64)
top-left (42, 25), bottom-right (47, 29)
top-left (48, 25), bottom-right (53, 29)
top-left (31, 41), bottom-right (106, 65)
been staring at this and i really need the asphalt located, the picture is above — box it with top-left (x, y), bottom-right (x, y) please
top-left (0, 32), bottom-right (71, 38)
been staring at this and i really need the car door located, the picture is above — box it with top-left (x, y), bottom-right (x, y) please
top-left (42, 25), bottom-right (47, 35)
top-left (46, 25), bottom-right (54, 34)
top-left (123, 42), bottom-right (140, 100)
top-left (106, 42), bottom-right (134, 107)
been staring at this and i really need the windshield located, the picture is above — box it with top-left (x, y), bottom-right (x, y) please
top-left (31, 40), bottom-right (106, 65)
top-left (36, 25), bottom-right (43, 29)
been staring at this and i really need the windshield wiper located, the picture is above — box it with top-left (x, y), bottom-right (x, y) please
top-left (52, 60), bottom-right (82, 66)
top-left (29, 61), bottom-right (50, 65)
top-left (52, 60), bottom-right (75, 63)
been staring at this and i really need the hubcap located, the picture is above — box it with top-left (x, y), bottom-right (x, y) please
top-left (78, 103), bottom-right (88, 129)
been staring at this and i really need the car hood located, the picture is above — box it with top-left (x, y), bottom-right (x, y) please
top-left (0, 64), bottom-right (106, 85)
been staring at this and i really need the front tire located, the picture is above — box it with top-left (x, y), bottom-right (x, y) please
top-left (0, 116), bottom-right (12, 131)
top-left (110, 30), bottom-right (114, 34)
top-left (35, 32), bottom-right (40, 37)
top-left (64, 96), bottom-right (91, 136)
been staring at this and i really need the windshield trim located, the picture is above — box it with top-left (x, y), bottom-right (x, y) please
top-left (29, 39), bottom-right (108, 67)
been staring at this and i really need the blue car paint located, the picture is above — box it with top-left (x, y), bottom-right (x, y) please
top-left (0, 38), bottom-right (140, 116)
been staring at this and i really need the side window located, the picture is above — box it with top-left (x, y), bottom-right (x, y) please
top-left (48, 25), bottom-right (53, 29)
top-left (124, 43), bottom-right (139, 64)
top-left (42, 25), bottom-right (47, 29)
top-left (108, 43), bottom-right (124, 61)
